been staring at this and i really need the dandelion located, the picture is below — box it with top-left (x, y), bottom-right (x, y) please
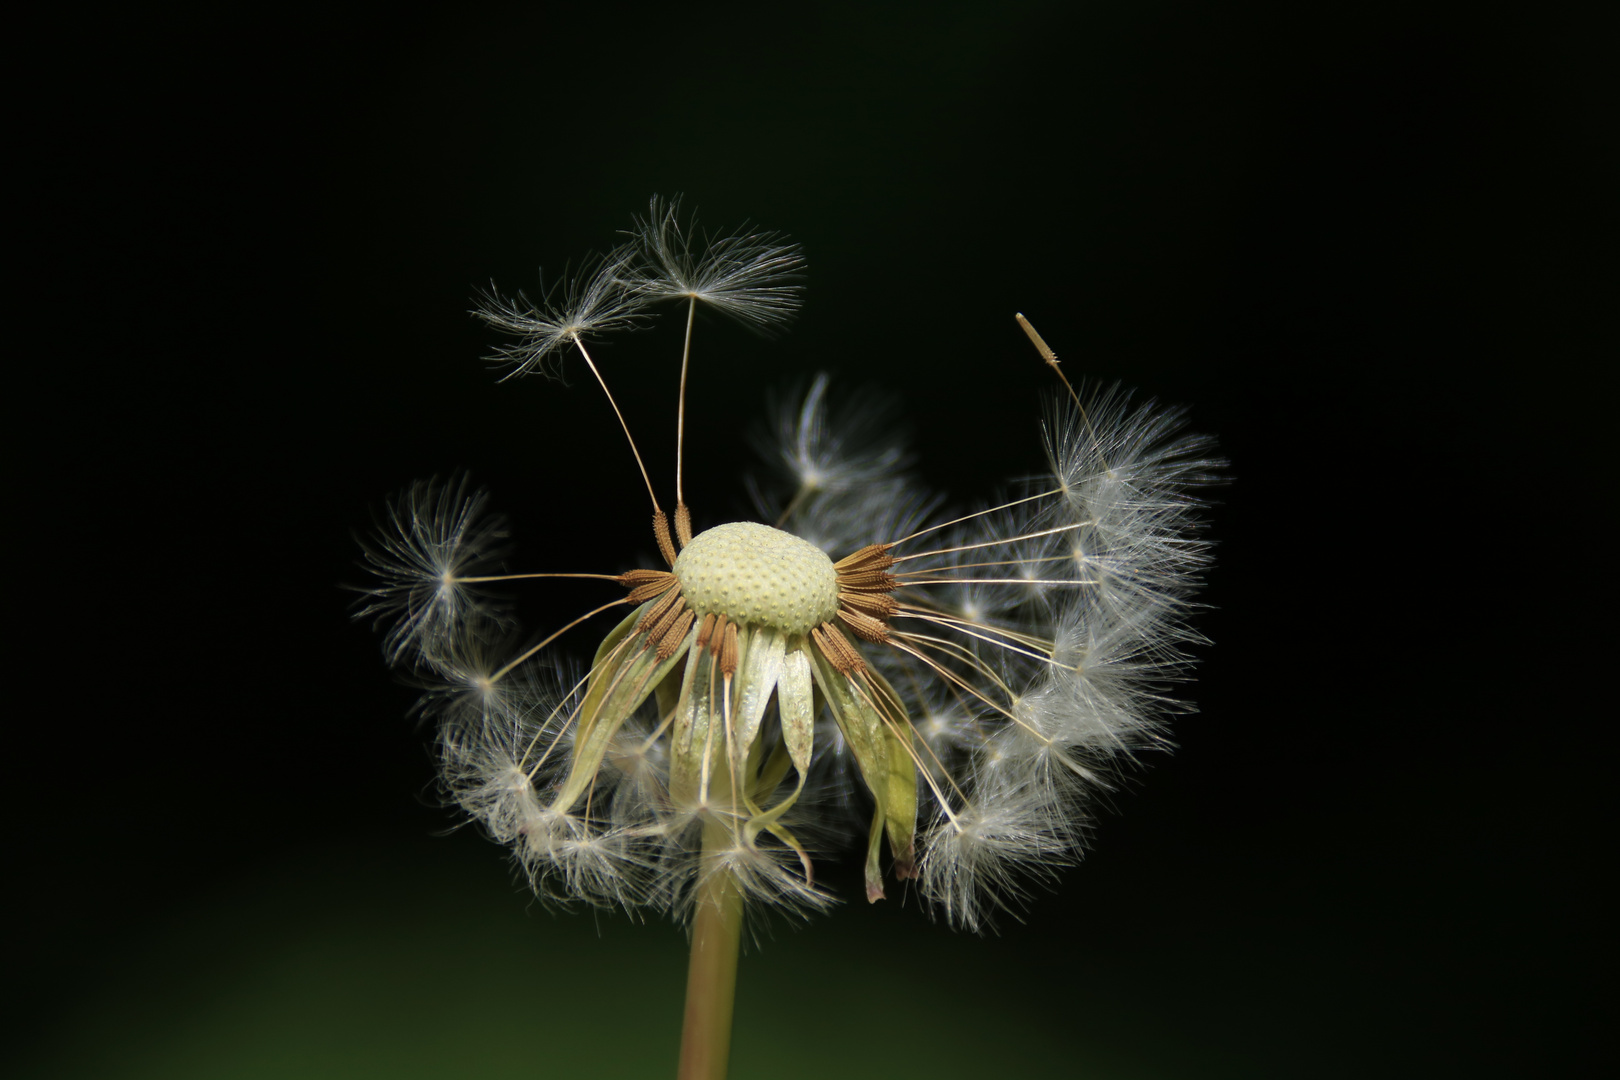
top-left (352, 477), bottom-right (509, 664)
top-left (355, 199), bottom-right (1220, 1080)
top-left (624, 194), bottom-right (805, 331)
top-left (474, 244), bottom-right (647, 378)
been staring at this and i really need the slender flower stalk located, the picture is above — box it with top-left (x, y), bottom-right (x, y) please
top-left (354, 198), bottom-right (1221, 1079)
top-left (678, 823), bottom-right (744, 1080)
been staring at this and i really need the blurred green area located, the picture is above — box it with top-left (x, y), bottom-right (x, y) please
top-left (18, 843), bottom-right (1157, 1080)
top-left (22, 825), bottom-right (1572, 1079)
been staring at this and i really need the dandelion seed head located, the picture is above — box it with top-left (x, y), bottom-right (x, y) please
top-left (626, 195), bottom-right (805, 332)
top-left (673, 522), bottom-right (838, 636)
top-left (358, 206), bottom-right (1220, 933)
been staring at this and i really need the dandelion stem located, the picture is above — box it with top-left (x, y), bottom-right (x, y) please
top-left (886, 487), bottom-right (1063, 547)
top-left (676, 842), bottom-right (743, 1080)
top-left (489, 597), bottom-right (630, 683)
top-left (453, 572), bottom-right (624, 584)
top-left (572, 335), bottom-right (663, 513)
top-left (773, 483), bottom-right (812, 529)
top-left (891, 520), bottom-right (1086, 565)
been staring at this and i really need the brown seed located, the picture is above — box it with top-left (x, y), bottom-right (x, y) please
top-left (719, 621), bottom-right (740, 676)
top-left (837, 608), bottom-right (891, 643)
top-left (652, 509), bottom-right (677, 567)
top-left (645, 594), bottom-right (688, 644)
top-left (836, 569), bottom-right (898, 592)
top-left (656, 609), bottom-right (695, 659)
top-left (835, 543), bottom-right (895, 573)
top-left (636, 586), bottom-right (681, 633)
top-left (838, 591), bottom-right (899, 619)
top-left (621, 568), bottom-right (678, 604)
top-left (812, 622), bottom-right (865, 675)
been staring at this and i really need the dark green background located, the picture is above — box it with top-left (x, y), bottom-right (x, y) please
top-left (14, 2), bottom-right (1607, 1077)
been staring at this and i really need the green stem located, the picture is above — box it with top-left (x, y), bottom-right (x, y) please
top-left (676, 832), bottom-right (744, 1080)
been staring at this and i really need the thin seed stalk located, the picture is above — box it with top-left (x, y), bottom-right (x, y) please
top-left (676, 827), bottom-right (744, 1080)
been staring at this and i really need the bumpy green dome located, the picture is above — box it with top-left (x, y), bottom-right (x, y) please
top-left (673, 521), bottom-right (838, 636)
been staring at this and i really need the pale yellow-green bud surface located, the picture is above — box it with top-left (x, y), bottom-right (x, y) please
top-left (673, 522), bottom-right (838, 636)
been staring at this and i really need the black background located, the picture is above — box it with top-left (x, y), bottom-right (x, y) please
top-left (13, 2), bottom-right (1609, 1076)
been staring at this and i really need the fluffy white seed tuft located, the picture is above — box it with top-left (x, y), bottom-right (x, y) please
top-left (624, 195), bottom-right (805, 331)
top-left (352, 476), bottom-right (509, 665)
top-left (473, 245), bottom-right (649, 378)
top-left (917, 796), bottom-right (1071, 933)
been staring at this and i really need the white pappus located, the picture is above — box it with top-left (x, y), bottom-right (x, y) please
top-left (355, 197), bottom-right (1222, 932)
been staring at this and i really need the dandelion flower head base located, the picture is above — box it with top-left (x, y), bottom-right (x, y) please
top-left (673, 523), bottom-right (837, 636)
top-left (358, 199), bottom-right (1219, 932)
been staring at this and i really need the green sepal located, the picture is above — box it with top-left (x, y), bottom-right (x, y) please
top-left (669, 635), bottom-right (713, 810)
top-left (750, 741), bottom-right (795, 811)
top-left (572, 604), bottom-right (651, 752)
top-left (864, 665), bottom-right (918, 879)
top-left (737, 643), bottom-right (822, 883)
top-left (672, 628), bottom-right (752, 812)
top-left (550, 603), bottom-right (692, 814)
top-left (745, 643), bottom-right (815, 831)
top-left (732, 627), bottom-right (785, 779)
top-left (808, 642), bottom-right (892, 901)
